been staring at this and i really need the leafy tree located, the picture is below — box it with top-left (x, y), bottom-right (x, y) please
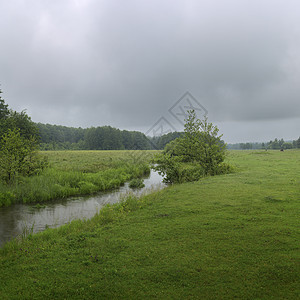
top-left (0, 89), bottom-right (48, 184)
top-left (4, 110), bottom-right (39, 141)
top-left (0, 90), bottom-right (38, 143)
top-left (178, 111), bottom-right (227, 175)
top-left (0, 128), bottom-right (47, 184)
top-left (153, 110), bottom-right (231, 183)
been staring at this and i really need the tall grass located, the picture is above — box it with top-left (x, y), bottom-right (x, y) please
top-left (0, 150), bottom-right (299, 299)
top-left (0, 150), bottom-right (153, 206)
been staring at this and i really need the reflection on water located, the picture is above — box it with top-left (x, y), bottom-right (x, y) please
top-left (0, 170), bottom-right (165, 247)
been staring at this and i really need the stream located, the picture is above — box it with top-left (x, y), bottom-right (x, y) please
top-left (0, 170), bottom-right (165, 247)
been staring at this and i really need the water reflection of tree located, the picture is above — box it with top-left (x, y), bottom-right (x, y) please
top-left (0, 206), bottom-right (24, 246)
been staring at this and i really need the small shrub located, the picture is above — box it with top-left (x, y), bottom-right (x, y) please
top-left (0, 191), bottom-right (16, 207)
top-left (78, 181), bottom-right (97, 194)
top-left (214, 162), bottom-right (235, 175)
top-left (129, 178), bottom-right (145, 189)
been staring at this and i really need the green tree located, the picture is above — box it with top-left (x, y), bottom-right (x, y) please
top-left (153, 110), bottom-right (230, 183)
top-left (0, 128), bottom-right (47, 184)
top-left (0, 89), bottom-right (47, 184)
top-left (4, 110), bottom-right (39, 140)
top-left (0, 90), bottom-right (38, 142)
top-left (178, 111), bottom-right (227, 175)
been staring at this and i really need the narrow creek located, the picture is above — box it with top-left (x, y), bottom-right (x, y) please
top-left (0, 170), bottom-right (165, 247)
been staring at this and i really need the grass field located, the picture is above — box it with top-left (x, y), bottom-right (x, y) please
top-left (0, 150), bottom-right (155, 206)
top-left (0, 150), bottom-right (299, 299)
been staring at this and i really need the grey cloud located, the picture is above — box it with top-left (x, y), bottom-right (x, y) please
top-left (0, 0), bottom-right (299, 142)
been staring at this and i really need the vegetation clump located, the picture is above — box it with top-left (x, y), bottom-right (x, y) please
top-left (152, 110), bottom-right (233, 183)
top-left (0, 150), bottom-right (152, 207)
top-left (129, 178), bottom-right (145, 189)
top-left (0, 90), bottom-right (48, 185)
top-left (0, 129), bottom-right (48, 184)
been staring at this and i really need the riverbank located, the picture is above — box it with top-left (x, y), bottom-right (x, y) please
top-left (0, 169), bottom-right (165, 247)
top-left (0, 150), bottom-right (155, 206)
top-left (0, 150), bottom-right (299, 299)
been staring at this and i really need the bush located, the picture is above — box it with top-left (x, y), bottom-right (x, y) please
top-left (129, 178), bottom-right (145, 189)
top-left (0, 128), bottom-right (48, 184)
top-left (78, 181), bottom-right (98, 194)
top-left (152, 110), bottom-right (232, 183)
top-left (0, 191), bottom-right (16, 207)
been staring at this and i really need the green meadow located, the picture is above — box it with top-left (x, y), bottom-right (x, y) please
top-left (0, 150), bottom-right (299, 299)
top-left (0, 150), bottom-right (155, 206)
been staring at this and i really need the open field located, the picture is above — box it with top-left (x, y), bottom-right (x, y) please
top-left (0, 150), bottom-right (156, 206)
top-left (42, 150), bottom-right (156, 173)
top-left (0, 150), bottom-right (299, 299)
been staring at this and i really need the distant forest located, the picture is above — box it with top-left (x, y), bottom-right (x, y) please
top-left (36, 123), bottom-right (300, 151)
top-left (228, 138), bottom-right (300, 150)
top-left (36, 123), bottom-right (183, 151)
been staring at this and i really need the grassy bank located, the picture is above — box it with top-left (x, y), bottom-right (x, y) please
top-left (0, 150), bottom-right (155, 206)
top-left (0, 150), bottom-right (299, 299)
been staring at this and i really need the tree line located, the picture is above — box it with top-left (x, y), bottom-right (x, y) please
top-left (228, 138), bottom-right (300, 150)
top-left (36, 123), bottom-right (183, 151)
top-left (1, 89), bottom-right (182, 152)
top-left (1, 89), bottom-right (299, 154)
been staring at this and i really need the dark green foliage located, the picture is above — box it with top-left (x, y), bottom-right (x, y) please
top-left (0, 90), bottom-right (47, 184)
top-left (4, 110), bottom-right (39, 140)
top-left (0, 129), bottom-right (48, 184)
top-left (37, 123), bottom-right (152, 150)
top-left (0, 191), bottom-right (15, 206)
top-left (150, 131), bottom-right (184, 150)
top-left (129, 178), bottom-right (145, 189)
top-left (153, 110), bottom-right (231, 183)
top-left (0, 90), bottom-right (38, 142)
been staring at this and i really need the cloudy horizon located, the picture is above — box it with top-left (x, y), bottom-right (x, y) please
top-left (1, 0), bottom-right (299, 143)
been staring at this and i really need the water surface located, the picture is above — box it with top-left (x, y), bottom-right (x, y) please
top-left (0, 170), bottom-right (165, 247)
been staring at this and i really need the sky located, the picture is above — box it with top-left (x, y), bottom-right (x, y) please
top-left (0, 0), bottom-right (299, 143)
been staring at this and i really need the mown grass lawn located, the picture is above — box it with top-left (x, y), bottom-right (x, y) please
top-left (0, 150), bottom-right (299, 299)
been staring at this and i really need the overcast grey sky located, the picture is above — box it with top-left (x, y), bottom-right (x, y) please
top-left (0, 0), bottom-right (299, 143)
